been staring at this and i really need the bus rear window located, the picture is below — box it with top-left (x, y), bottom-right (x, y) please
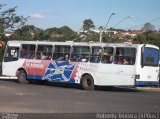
top-left (143, 47), bottom-right (159, 66)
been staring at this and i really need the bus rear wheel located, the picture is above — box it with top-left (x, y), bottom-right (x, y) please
top-left (17, 70), bottom-right (29, 84)
top-left (81, 75), bottom-right (94, 90)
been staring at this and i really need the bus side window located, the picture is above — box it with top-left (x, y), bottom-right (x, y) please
top-left (70, 46), bottom-right (89, 62)
top-left (36, 45), bottom-right (53, 60)
top-left (20, 44), bottom-right (36, 59)
top-left (114, 47), bottom-right (136, 65)
top-left (21, 48), bottom-right (27, 58)
top-left (101, 47), bottom-right (113, 64)
top-left (90, 46), bottom-right (102, 63)
top-left (53, 45), bottom-right (71, 61)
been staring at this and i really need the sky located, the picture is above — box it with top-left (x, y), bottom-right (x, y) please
top-left (1, 0), bottom-right (160, 31)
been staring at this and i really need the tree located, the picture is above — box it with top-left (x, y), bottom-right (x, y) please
top-left (0, 3), bottom-right (28, 74)
top-left (44, 26), bottom-right (78, 41)
top-left (133, 31), bottom-right (160, 47)
top-left (12, 25), bottom-right (42, 40)
top-left (133, 33), bottom-right (147, 44)
top-left (58, 26), bottom-right (78, 41)
top-left (82, 19), bottom-right (95, 31)
top-left (103, 33), bottom-right (122, 43)
top-left (79, 19), bottom-right (96, 42)
top-left (142, 23), bottom-right (155, 32)
top-left (0, 4), bottom-right (28, 39)
top-left (83, 31), bottom-right (99, 42)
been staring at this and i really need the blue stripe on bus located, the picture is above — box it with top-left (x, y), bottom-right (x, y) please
top-left (48, 78), bottom-right (75, 83)
top-left (135, 81), bottom-right (159, 86)
top-left (27, 74), bottom-right (43, 80)
top-left (27, 74), bottom-right (76, 83)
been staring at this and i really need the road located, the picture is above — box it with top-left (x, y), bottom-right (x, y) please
top-left (0, 79), bottom-right (160, 118)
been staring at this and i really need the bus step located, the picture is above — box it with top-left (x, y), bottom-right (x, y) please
top-left (0, 76), bottom-right (17, 79)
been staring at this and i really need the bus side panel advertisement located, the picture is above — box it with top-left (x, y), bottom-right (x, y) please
top-left (22, 59), bottom-right (79, 83)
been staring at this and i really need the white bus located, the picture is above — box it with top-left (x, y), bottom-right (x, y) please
top-left (2, 41), bottom-right (159, 90)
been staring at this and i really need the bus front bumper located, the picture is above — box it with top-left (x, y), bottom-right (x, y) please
top-left (135, 81), bottom-right (159, 86)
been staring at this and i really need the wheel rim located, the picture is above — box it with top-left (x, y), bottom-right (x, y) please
top-left (19, 73), bottom-right (26, 81)
top-left (81, 75), bottom-right (94, 90)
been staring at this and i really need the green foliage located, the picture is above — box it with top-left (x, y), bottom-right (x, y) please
top-left (12, 25), bottom-right (78, 41)
top-left (44, 26), bottom-right (78, 41)
top-left (12, 25), bottom-right (42, 40)
top-left (0, 3), bottom-right (28, 74)
top-left (133, 31), bottom-right (160, 47)
top-left (0, 5), bottom-right (28, 34)
top-left (102, 33), bottom-right (122, 43)
top-left (0, 3), bottom-right (28, 41)
top-left (83, 19), bottom-right (95, 31)
top-left (81, 31), bottom-right (99, 42)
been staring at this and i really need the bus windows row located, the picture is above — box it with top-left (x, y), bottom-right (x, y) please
top-left (5, 44), bottom-right (136, 65)
top-left (20, 44), bottom-right (52, 60)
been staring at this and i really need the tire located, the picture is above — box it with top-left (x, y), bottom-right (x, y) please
top-left (81, 75), bottom-right (94, 90)
top-left (17, 70), bottom-right (29, 84)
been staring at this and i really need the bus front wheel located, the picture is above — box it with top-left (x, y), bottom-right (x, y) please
top-left (17, 70), bottom-right (29, 84)
top-left (81, 75), bottom-right (94, 90)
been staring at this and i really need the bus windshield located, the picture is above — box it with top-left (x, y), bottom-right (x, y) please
top-left (143, 47), bottom-right (159, 66)
top-left (4, 46), bottom-right (19, 62)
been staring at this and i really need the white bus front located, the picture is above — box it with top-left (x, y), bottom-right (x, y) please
top-left (135, 45), bottom-right (159, 86)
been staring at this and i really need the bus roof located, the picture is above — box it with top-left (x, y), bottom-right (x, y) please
top-left (6, 40), bottom-right (159, 49)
